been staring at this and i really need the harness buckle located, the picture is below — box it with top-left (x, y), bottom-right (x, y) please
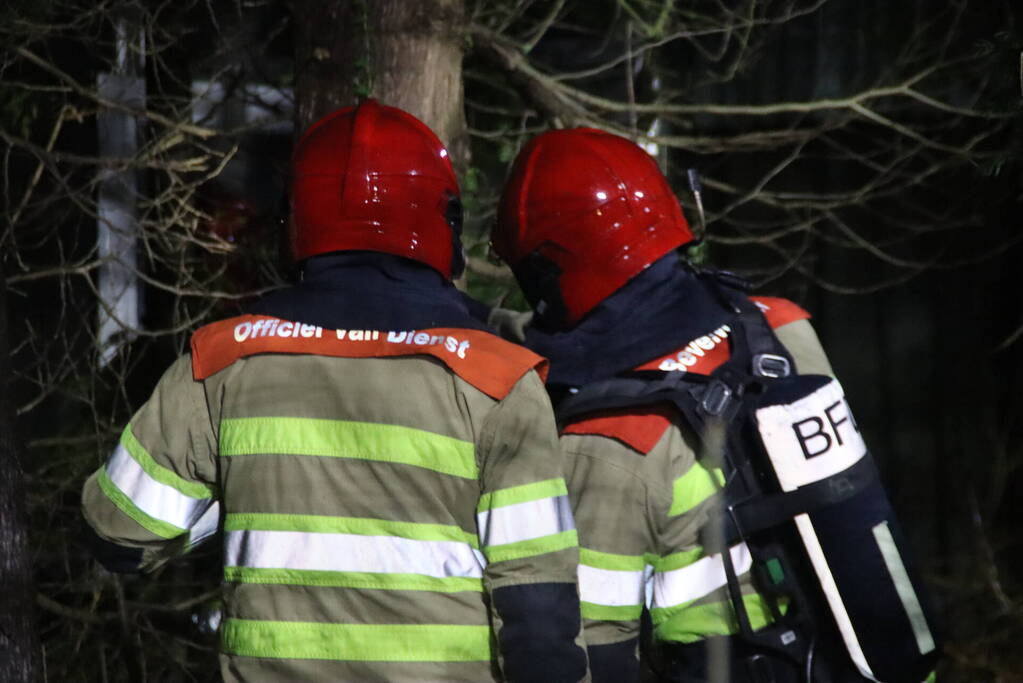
top-left (752, 353), bottom-right (791, 378)
top-left (701, 380), bottom-right (733, 416)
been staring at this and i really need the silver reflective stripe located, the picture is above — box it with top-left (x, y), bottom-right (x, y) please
top-left (225, 530), bottom-right (486, 579)
top-left (795, 514), bottom-right (878, 681)
top-left (652, 543), bottom-right (752, 609)
top-left (476, 494), bottom-right (574, 548)
top-left (188, 501), bottom-right (221, 547)
top-left (106, 443), bottom-right (211, 530)
top-left (873, 521), bottom-right (935, 655)
top-left (578, 564), bottom-right (647, 607)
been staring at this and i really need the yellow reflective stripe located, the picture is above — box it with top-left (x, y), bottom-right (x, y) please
top-left (581, 601), bottom-right (644, 621)
top-left (484, 530), bottom-right (578, 563)
top-left (651, 594), bottom-right (777, 644)
top-left (477, 478), bottom-right (567, 512)
top-left (669, 462), bottom-right (724, 516)
top-left (221, 618), bottom-right (492, 662)
top-left (652, 547), bottom-right (704, 572)
top-left (121, 426), bottom-right (215, 498)
top-left (219, 417), bottom-right (477, 479)
top-left (223, 567), bottom-right (484, 593)
top-left (579, 548), bottom-right (647, 572)
top-left (225, 513), bottom-right (478, 547)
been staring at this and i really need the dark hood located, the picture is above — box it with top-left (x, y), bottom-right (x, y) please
top-left (246, 252), bottom-right (488, 332)
top-left (523, 254), bottom-right (731, 389)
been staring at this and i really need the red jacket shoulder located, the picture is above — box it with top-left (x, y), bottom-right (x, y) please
top-left (750, 296), bottom-right (811, 328)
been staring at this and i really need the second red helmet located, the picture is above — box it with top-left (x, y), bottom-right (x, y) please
top-left (493, 128), bottom-right (694, 326)
top-left (289, 99), bottom-right (462, 279)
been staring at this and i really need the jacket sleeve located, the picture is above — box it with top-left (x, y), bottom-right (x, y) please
top-left (81, 355), bottom-right (220, 573)
top-left (476, 370), bottom-right (589, 683)
top-left (647, 438), bottom-right (772, 646)
top-left (773, 318), bottom-right (834, 377)
top-left (560, 432), bottom-right (660, 683)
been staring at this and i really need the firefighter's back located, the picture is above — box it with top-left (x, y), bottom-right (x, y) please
top-left (204, 349), bottom-right (498, 681)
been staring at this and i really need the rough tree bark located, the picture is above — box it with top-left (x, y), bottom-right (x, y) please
top-left (293, 0), bottom-right (467, 166)
top-left (0, 262), bottom-right (38, 682)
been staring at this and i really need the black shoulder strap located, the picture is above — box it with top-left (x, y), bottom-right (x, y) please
top-left (554, 270), bottom-right (791, 429)
top-left (698, 271), bottom-right (793, 386)
top-left (554, 372), bottom-right (701, 428)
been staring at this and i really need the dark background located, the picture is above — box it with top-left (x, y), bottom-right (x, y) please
top-left (1, 0), bottom-right (1020, 680)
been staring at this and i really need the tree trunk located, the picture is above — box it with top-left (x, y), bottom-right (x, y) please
top-left (0, 263), bottom-right (38, 682)
top-left (293, 0), bottom-right (467, 167)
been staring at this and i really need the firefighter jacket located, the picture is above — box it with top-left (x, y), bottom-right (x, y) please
top-left (488, 258), bottom-right (838, 683)
top-left (558, 300), bottom-right (833, 681)
top-left (81, 253), bottom-right (589, 683)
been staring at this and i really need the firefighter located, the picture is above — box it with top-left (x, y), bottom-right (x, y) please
top-left (489, 128), bottom-right (936, 683)
top-left (81, 101), bottom-right (589, 683)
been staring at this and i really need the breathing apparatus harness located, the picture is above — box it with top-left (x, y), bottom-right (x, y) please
top-left (555, 268), bottom-right (938, 683)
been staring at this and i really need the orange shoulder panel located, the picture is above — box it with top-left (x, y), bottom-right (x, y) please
top-left (750, 296), bottom-right (811, 328)
top-left (562, 405), bottom-right (676, 454)
top-left (190, 315), bottom-right (547, 400)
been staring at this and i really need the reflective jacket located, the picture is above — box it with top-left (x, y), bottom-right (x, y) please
top-left (81, 255), bottom-right (588, 683)
top-left (562, 302), bottom-right (831, 649)
top-left (492, 293), bottom-right (834, 683)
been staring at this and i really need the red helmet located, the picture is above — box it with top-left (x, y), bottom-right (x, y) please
top-left (289, 99), bottom-right (462, 278)
top-left (493, 128), bottom-right (694, 326)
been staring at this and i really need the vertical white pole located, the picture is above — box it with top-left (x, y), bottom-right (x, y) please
top-left (97, 16), bottom-right (145, 364)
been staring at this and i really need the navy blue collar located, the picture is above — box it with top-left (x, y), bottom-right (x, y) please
top-left (523, 255), bottom-right (730, 389)
top-left (246, 252), bottom-right (487, 332)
